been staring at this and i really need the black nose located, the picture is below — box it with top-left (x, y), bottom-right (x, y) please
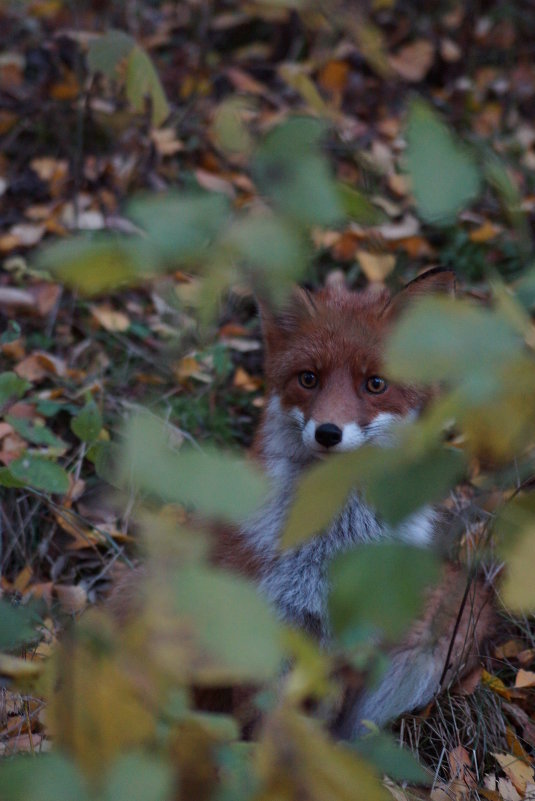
top-left (315, 423), bottom-right (343, 448)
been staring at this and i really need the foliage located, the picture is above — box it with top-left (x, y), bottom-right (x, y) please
top-left (0, 2), bottom-right (535, 800)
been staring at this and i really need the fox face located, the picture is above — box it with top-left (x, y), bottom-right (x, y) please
top-left (257, 270), bottom-right (454, 467)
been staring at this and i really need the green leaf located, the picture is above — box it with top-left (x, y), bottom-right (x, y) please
top-left (171, 564), bottom-right (281, 680)
top-left (253, 117), bottom-right (343, 226)
top-left (9, 454), bottom-right (69, 494)
top-left (6, 416), bottom-right (67, 450)
top-left (329, 543), bottom-right (441, 641)
top-left (0, 753), bottom-right (90, 801)
top-left (123, 414), bottom-right (267, 520)
top-left (37, 235), bottom-right (146, 296)
top-left (214, 743), bottom-right (259, 801)
top-left (103, 753), bottom-right (173, 801)
top-left (87, 30), bottom-right (135, 79)
top-left (338, 183), bottom-right (386, 225)
top-left (71, 400), bottom-right (102, 443)
top-left (126, 45), bottom-right (170, 127)
top-left (225, 213), bottom-right (307, 297)
top-left (362, 444), bottom-right (466, 525)
top-left (385, 296), bottom-right (520, 385)
top-left (406, 99), bottom-right (481, 225)
top-left (282, 433), bottom-right (465, 547)
top-left (0, 467), bottom-right (26, 488)
top-left (213, 97), bottom-right (254, 156)
top-left (0, 372), bottom-right (30, 405)
top-left (495, 495), bottom-right (535, 611)
top-left (353, 732), bottom-right (429, 782)
top-left (127, 191), bottom-right (230, 266)
top-left (0, 599), bottom-right (38, 650)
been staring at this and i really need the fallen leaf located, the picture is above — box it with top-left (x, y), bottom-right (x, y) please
top-left (91, 304), bottom-right (131, 332)
top-left (0, 653), bottom-right (42, 680)
top-left (194, 169), bottom-right (235, 197)
top-left (318, 60), bottom-right (350, 96)
top-left (515, 668), bottom-right (535, 688)
top-left (356, 250), bottom-right (396, 282)
top-left (498, 778), bottom-right (521, 801)
top-left (55, 584), bottom-right (88, 614)
top-left (389, 40), bottom-right (435, 82)
top-left (0, 422), bottom-right (14, 440)
top-left (14, 355), bottom-right (48, 381)
top-left (482, 669), bottom-right (512, 700)
top-left (469, 220), bottom-right (500, 242)
top-left (2, 339), bottom-right (25, 360)
top-left (30, 283), bottom-right (62, 316)
top-left (495, 639), bottom-right (524, 659)
top-left (493, 753), bottom-right (534, 794)
top-left (233, 366), bottom-right (262, 391)
top-left (12, 565), bottom-right (32, 593)
top-left (449, 745), bottom-right (476, 788)
top-left (0, 287), bottom-right (35, 309)
top-left (440, 38), bottom-right (462, 62)
top-left (376, 214), bottom-right (420, 240)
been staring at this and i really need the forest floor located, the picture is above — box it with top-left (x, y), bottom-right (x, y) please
top-left (1, 2), bottom-right (535, 799)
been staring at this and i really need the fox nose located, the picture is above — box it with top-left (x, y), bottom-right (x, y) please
top-left (315, 423), bottom-right (343, 448)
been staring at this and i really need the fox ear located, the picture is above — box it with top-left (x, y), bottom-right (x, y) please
top-left (384, 268), bottom-right (455, 318)
top-left (257, 287), bottom-right (316, 351)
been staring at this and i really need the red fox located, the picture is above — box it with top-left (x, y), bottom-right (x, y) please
top-left (110, 268), bottom-right (494, 738)
top-left (230, 268), bottom-right (495, 736)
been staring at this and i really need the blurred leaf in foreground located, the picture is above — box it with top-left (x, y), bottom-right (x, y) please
top-left (0, 753), bottom-right (90, 801)
top-left (406, 99), bottom-right (481, 225)
top-left (329, 543), bottom-right (441, 642)
top-left (386, 295), bottom-right (535, 458)
top-left (253, 117), bottom-right (343, 227)
top-left (127, 191), bottom-right (230, 266)
top-left (282, 432), bottom-right (465, 547)
top-left (354, 732), bottom-right (429, 782)
top-left (103, 752), bottom-right (173, 801)
top-left (49, 611), bottom-right (156, 777)
top-left (122, 413), bottom-right (267, 520)
top-left (224, 213), bottom-right (307, 302)
top-left (37, 236), bottom-right (147, 296)
top-left (165, 564), bottom-right (282, 682)
top-left (257, 709), bottom-right (388, 801)
top-left (495, 495), bottom-right (535, 612)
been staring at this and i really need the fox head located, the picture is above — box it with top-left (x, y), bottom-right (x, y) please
top-left (257, 269), bottom-right (454, 466)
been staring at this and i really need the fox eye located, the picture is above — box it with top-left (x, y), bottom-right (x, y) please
top-left (298, 371), bottom-right (318, 389)
top-left (366, 375), bottom-right (387, 394)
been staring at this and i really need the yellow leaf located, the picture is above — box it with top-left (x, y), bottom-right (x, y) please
top-left (469, 220), bottom-right (500, 242)
top-left (279, 64), bottom-right (332, 117)
top-left (482, 670), bottom-right (511, 700)
top-left (257, 709), bottom-right (388, 801)
top-left (356, 250), bottom-right (396, 282)
top-left (501, 523), bottom-right (535, 612)
top-left (0, 654), bottom-right (42, 680)
top-left (50, 611), bottom-right (155, 776)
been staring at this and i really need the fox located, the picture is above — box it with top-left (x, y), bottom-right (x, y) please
top-left (109, 268), bottom-right (495, 738)
top-left (224, 267), bottom-right (495, 737)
